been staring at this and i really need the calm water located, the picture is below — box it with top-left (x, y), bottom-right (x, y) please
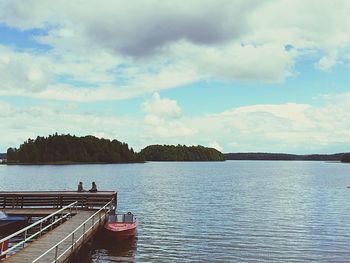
top-left (1, 161), bottom-right (350, 262)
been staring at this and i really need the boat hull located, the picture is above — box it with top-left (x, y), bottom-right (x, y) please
top-left (105, 222), bottom-right (138, 241)
top-left (0, 215), bottom-right (29, 234)
top-left (0, 239), bottom-right (9, 259)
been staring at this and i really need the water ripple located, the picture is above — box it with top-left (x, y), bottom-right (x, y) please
top-left (2, 161), bottom-right (350, 261)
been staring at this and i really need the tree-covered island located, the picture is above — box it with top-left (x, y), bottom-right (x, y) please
top-left (140, 144), bottom-right (225, 161)
top-left (5, 134), bottom-right (225, 164)
top-left (7, 134), bottom-right (142, 164)
top-left (341, 153), bottom-right (350, 163)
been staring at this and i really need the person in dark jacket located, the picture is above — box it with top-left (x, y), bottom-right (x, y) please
top-left (89, 182), bottom-right (98, 192)
top-left (77, 182), bottom-right (84, 192)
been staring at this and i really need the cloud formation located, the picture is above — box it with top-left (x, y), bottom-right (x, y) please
top-left (142, 93), bottom-right (182, 118)
top-left (0, 46), bottom-right (51, 93)
top-left (1, 0), bottom-right (350, 101)
top-left (2, 92), bottom-right (350, 153)
top-left (0, 0), bottom-right (258, 55)
top-left (1, 1), bottom-right (350, 153)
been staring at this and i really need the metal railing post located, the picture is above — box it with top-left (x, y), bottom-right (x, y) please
top-left (83, 223), bottom-right (86, 241)
top-left (71, 233), bottom-right (75, 252)
top-left (51, 215), bottom-right (54, 230)
top-left (55, 245), bottom-right (58, 262)
top-left (39, 221), bottom-right (43, 237)
top-left (23, 230), bottom-right (27, 248)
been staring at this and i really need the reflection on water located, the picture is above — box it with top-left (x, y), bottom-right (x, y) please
top-left (1, 161), bottom-right (350, 262)
top-left (87, 230), bottom-right (138, 263)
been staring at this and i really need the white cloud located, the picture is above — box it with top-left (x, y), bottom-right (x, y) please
top-left (208, 142), bottom-right (223, 152)
top-left (0, 0), bottom-right (53, 29)
top-left (1, 1), bottom-right (350, 154)
top-left (12, 0), bottom-right (258, 56)
top-left (1, 92), bottom-right (350, 153)
top-left (1, 0), bottom-right (350, 101)
top-left (142, 93), bottom-right (182, 118)
top-left (140, 93), bottom-right (350, 153)
top-left (0, 45), bottom-right (201, 101)
top-left (0, 46), bottom-right (51, 93)
top-left (316, 51), bottom-right (338, 71)
top-left (0, 101), bottom-right (142, 151)
top-left (141, 93), bottom-right (195, 141)
top-left (246, 0), bottom-right (350, 70)
top-left (168, 41), bottom-right (297, 82)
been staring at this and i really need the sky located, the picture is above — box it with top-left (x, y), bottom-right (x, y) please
top-left (1, 0), bottom-right (350, 154)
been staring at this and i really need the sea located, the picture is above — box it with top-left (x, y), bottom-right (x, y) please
top-left (1, 160), bottom-right (350, 262)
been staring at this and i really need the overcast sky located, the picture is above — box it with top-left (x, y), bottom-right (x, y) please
top-left (1, 0), bottom-right (350, 153)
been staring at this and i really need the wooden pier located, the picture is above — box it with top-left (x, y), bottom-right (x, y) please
top-left (0, 191), bottom-right (117, 262)
top-left (0, 191), bottom-right (117, 210)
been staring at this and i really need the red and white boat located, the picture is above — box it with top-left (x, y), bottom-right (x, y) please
top-left (105, 212), bottom-right (138, 241)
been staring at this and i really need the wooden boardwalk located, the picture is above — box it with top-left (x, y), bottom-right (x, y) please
top-left (0, 191), bottom-right (116, 262)
top-left (5, 210), bottom-right (106, 263)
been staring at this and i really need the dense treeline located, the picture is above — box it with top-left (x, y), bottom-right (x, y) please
top-left (7, 134), bottom-right (142, 164)
top-left (341, 153), bottom-right (350, 163)
top-left (140, 144), bottom-right (225, 161)
top-left (225, 152), bottom-right (345, 161)
top-left (5, 134), bottom-right (350, 164)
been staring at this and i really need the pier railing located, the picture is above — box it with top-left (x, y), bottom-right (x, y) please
top-left (0, 191), bottom-right (116, 209)
top-left (0, 201), bottom-right (78, 258)
top-left (32, 200), bottom-right (113, 263)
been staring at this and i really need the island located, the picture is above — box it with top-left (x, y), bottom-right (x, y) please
top-left (6, 133), bottom-right (348, 164)
top-left (140, 144), bottom-right (225, 161)
top-left (6, 134), bottom-right (142, 164)
top-left (341, 153), bottom-right (350, 163)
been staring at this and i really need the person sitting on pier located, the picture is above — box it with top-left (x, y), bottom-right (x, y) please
top-left (77, 182), bottom-right (84, 192)
top-left (89, 181), bottom-right (98, 193)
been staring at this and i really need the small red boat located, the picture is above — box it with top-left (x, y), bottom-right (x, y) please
top-left (105, 212), bottom-right (138, 241)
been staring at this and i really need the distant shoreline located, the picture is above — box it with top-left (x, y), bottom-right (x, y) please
top-left (5, 161), bottom-right (144, 165)
top-left (1, 160), bottom-right (347, 165)
top-left (2, 152), bottom-right (349, 164)
top-left (224, 152), bottom-right (345, 161)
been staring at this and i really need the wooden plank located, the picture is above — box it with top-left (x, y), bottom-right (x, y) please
top-left (4, 210), bottom-right (106, 263)
top-left (3, 208), bottom-right (61, 216)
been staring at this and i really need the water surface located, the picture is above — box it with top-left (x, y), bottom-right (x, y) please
top-left (1, 161), bottom-right (350, 262)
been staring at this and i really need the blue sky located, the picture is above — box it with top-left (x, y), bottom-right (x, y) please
top-left (1, 0), bottom-right (350, 154)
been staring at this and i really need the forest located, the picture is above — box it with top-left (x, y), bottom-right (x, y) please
top-left (225, 152), bottom-right (345, 161)
top-left (341, 153), bottom-right (350, 163)
top-left (140, 144), bottom-right (225, 161)
top-left (6, 134), bottom-right (142, 164)
top-left (7, 133), bottom-right (348, 164)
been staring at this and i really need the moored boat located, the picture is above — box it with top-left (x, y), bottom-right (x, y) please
top-left (0, 211), bottom-right (28, 232)
top-left (105, 212), bottom-right (138, 241)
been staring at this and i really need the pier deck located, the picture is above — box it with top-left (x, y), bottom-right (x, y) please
top-left (0, 191), bottom-right (116, 262)
top-left (5, 210), bottom-right (104, 263)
